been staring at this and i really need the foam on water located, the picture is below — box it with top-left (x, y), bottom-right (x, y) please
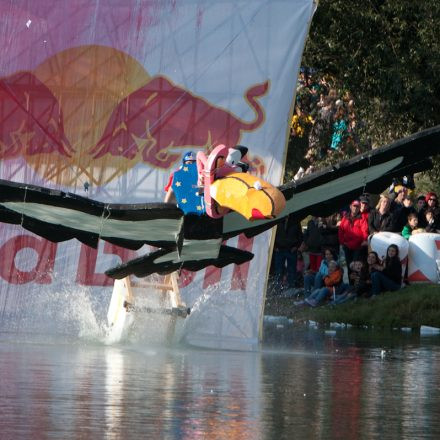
top-left (0, 270), bottom-right (264, 350)
top-left (0, 280), bottom-right (110, 343)
top-left (180, 277), bottom-right (262, 350)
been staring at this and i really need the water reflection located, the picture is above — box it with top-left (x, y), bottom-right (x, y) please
top-left (105, 348), bottom-right (125, 438)
top-left (101, 345), bottom-right (263, 439)
top-left (1, 328), bottom-right (440, 439)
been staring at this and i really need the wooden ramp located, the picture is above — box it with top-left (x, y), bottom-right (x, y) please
top-left (106, 273), bottom-right (190, 345)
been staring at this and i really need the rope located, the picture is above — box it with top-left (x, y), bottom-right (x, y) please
top-left (97, 203), bottom-right (111, 242)
top-left (361, 154), bottom-right (371, 196)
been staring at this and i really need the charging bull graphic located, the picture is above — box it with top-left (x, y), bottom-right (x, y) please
top-left (0, 45), bottom-right (268, 186)
top-left (89, 76), bottom-right (269, 169)
top-left (0, 72), bottom-right (73, 159)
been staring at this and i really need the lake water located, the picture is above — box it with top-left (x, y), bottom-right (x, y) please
top-left (2, 316), bottom-right (440, 440)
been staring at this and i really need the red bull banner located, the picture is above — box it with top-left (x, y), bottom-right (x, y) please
top-left (0, 0), bottom-right (315, 347)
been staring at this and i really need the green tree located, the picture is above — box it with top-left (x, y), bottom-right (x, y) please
top-left (287, 0), bottom-right (440, 189)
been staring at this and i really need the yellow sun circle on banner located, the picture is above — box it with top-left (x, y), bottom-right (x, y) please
top-left (29, 45), bottom-right (150, 187)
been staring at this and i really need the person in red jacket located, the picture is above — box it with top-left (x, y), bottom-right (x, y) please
top-left (338, 200), bottom-right (369, 280)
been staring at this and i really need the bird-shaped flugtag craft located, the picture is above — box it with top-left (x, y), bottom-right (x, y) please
top-left (0, 126), bottom-right (439, 279)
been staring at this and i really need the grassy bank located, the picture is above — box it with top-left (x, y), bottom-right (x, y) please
top-left (264, 284), bottom-right (440, 329)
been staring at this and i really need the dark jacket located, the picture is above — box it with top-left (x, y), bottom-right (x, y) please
top-left (418, 206), bottom-right (440, 229)
top-left (390, 199), bottom-right (404, 214)
top-left (275, 218), bottom-right (303, 250)
top-left (304, 219), bottom-right (323, 253)
top-left (368, 209), bottom-right (394, 234)
top-left (393, 206), bottom-right (417, 233)
top-left (425, 218), bottom-right (440, 233)
top-left (320, 222), bottom-right (339, 254)
top-left (350, 266), bottom-right (370, 296)
top-left (383, 257), bottom-right (402, 285)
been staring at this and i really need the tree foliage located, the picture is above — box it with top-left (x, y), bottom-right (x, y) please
top-left (287, 0), bottom-right (440, 188)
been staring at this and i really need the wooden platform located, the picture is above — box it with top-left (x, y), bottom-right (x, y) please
top-left (106, 272), bottom-right (190, 344)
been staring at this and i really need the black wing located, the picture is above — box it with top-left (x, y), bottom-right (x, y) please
top-left (223, 124), bottom-right (440, 239)
top-left (0, 179), bottom-right (184, 250)
top-left (105, 244), bottom-right (253, 279)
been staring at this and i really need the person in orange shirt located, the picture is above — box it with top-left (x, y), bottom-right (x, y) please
top-left (295, 260), bottom-right (348, 307)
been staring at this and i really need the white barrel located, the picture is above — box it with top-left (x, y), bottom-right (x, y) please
top-left (408, 233), bottom-right (440, 283)
top-left (370, 232), bottom-right (409, 278)
top-left (370, 231), bottom-right (409, 260)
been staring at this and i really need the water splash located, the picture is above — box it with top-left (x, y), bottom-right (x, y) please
top-left (181, 277), bottom-right (262, 350)
top-left (0, 271), bottom-right (264, 350)
top-left (0, 280), bottom-right (110, 343)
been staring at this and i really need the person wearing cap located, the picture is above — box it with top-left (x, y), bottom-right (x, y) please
top-left (359, 195), bottom-right (370, 221)
top-left (338, 199), bottom-right (369, 280)
top-left (368, 195), bottom-right (394, 235)
top-left (425, 191), bottom-right (438, 209)
top-left (164, 151), bottom-right (196, 203)
top-left (417, 192), bottom-right (439, 228)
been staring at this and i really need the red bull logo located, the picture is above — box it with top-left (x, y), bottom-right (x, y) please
top-left (0, 45), bottom-right (269, 186)
top-left (0, 72), bottom-right (73, 159)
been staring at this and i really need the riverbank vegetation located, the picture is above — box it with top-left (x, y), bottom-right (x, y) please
top-left (265, 284), bottom-right (440, 329)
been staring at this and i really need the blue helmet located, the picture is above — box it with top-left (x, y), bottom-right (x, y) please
top-left (183, 151), bottom-right (196, 163)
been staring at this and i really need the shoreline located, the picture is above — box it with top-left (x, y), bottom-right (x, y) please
top-left (264, 284), bottom-right (440, 330)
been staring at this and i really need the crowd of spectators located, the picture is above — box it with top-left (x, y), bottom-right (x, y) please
top-left (271, 182), bottom-right (440, 308)
top-left (290, 67), bottom-right (368, 179)
top-left (273, 67), bottom-right (440, 307)
top-left (271, 67), bottom-right (440, 307)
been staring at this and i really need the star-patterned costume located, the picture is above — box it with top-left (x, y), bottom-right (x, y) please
top-left (171, 161), bottom-right (205, 215)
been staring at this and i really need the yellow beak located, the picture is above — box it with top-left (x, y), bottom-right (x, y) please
top-left (210, 173), bottom-right (286, 221)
